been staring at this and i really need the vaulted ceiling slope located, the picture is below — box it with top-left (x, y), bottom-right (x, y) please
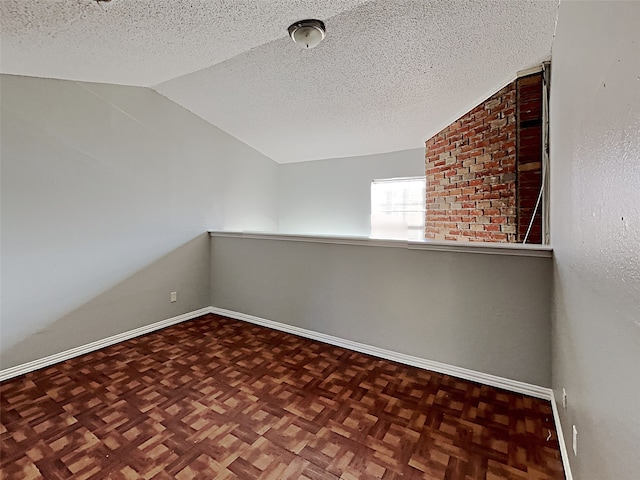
top-left (1, 0), bottom-right (559, 163)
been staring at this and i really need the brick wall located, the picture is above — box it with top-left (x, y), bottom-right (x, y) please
top-left (517, 74), bottom-right (543, 243)
top-left (425, 83), bottom-right (517, 242)
top-left (424, 72), bottom-right (543, 243)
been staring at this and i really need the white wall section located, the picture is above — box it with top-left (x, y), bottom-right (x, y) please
top-left (550, 2), bottom-right (640, 479)
top-left (278, 148), bottom-right (425, 237)
top-left (0, 75), bottom-right (278, 368)
top-left (210, 234), bottom-right (553, 387)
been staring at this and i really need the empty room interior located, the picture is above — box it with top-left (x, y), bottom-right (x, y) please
top-left (1, 1), bottom-right (638, 479)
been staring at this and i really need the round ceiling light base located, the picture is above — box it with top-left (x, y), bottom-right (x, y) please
top-left (288, 19), bottom-right (326, 49)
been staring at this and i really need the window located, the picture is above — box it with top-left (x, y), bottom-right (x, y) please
top-left (371, 176), bottom-right (426, 240)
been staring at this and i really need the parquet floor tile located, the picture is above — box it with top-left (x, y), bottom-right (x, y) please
top-left (1, 314), bottom-right (564, 479)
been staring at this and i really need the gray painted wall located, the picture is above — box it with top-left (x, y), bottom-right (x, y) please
top-left (211, 236), bottom-right (552, 386)
top-left (278, 149), bottom-right (425, 236)
top-left (0, 75), bottom-right (279, 368)
top-left (550, 2), bottom-right (640, 479)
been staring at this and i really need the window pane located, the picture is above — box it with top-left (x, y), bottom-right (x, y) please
top-left (371, 177), bottom-right (425, 240)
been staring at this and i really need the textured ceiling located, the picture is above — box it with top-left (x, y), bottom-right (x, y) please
top-left (0, 0), bottom-right (370, 86)
top-left (1, 0), bottom-right (559, 163)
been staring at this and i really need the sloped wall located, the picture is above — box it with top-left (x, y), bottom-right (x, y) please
top-left (0, 75), bottom-right (279, 368)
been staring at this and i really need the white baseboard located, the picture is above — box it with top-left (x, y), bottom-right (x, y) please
top-left (550, 390), bottom-right (574, 480)
top-left (0, 307), bottom-right (211, 382)
top-left (208, 306), bottom-right (552, 401)
top-left (1, 305), bottom-right (571, 479)
top-left (210, 306), bottom-right (573, 478)
top-left (2, 306), bottom-right (555, 401)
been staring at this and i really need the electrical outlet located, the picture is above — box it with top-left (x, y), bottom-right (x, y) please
top-left (572, 425), bottom-right (578, 456)
top-left (562, 388), bottom-right (567, 410)
top-left (170, 291), bottom-right (177, 303)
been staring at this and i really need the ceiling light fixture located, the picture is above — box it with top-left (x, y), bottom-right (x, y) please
top-left (287, 19), bottom-right (326, 49)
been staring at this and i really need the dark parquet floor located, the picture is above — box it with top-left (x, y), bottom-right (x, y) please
top-left (1, 314), bottom-right (564, 479)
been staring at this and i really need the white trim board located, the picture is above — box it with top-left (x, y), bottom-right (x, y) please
top-left (0, 306), bottom-right (571, 479)
top-left (209, 231), bottom-right (553, 258)
top-left (550, 390), bottom-right (574, 480)
top-left (209, 307), bottom-right (552, 400)
top-left (1, 304), bottom-right (554, 398)
top-left (0, 307), bottom-right (211, 382)
top-left (211, 306), bottom-right (571, 479)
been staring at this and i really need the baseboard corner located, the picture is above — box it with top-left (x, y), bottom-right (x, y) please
top-left (549, 389), bottom-right (574, 480)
